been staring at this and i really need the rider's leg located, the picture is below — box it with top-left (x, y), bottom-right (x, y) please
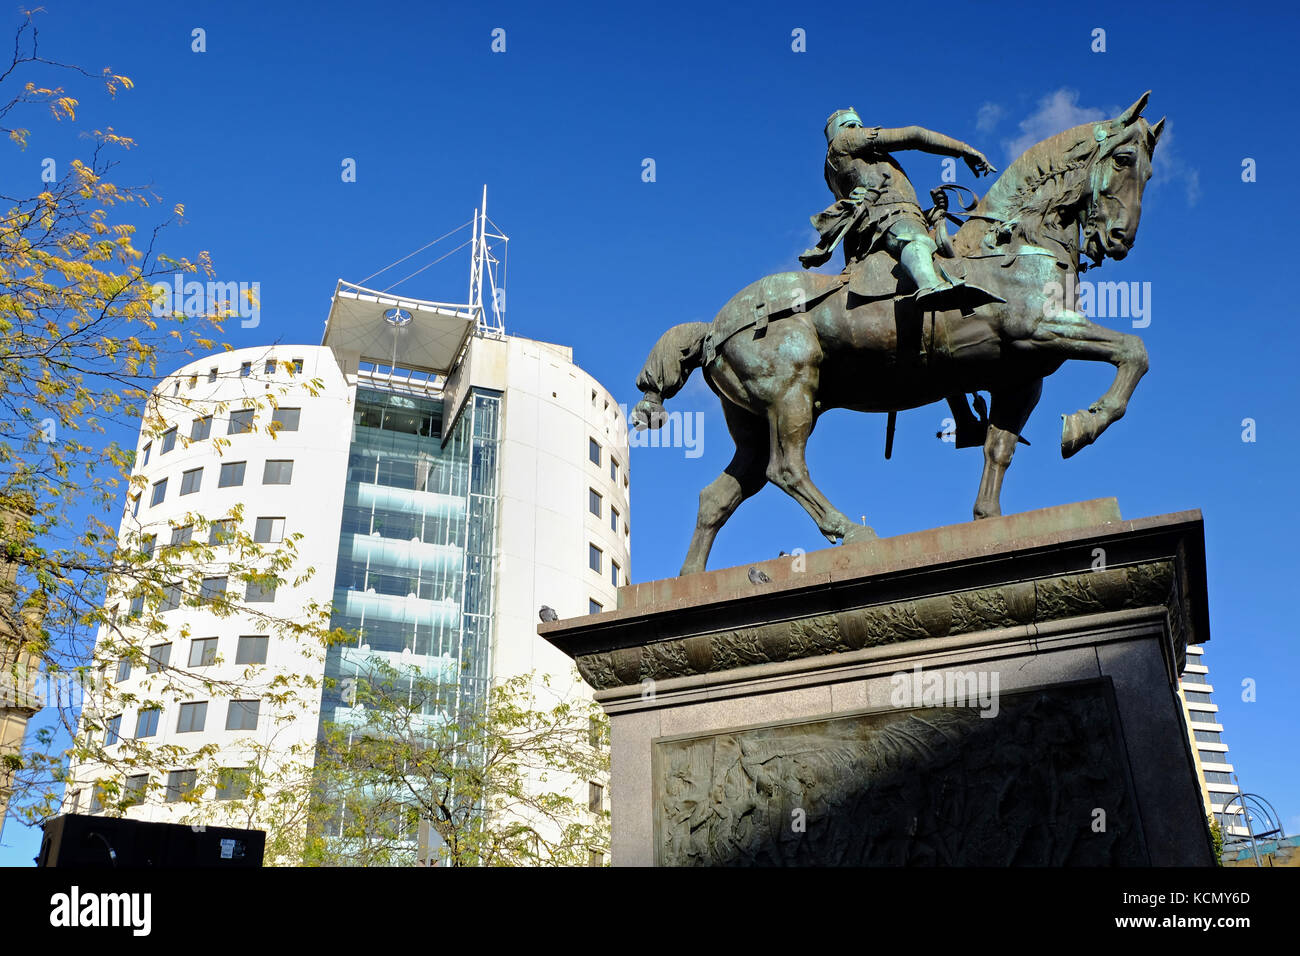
top-left (885, 219), bottom-right (953, 297)
top-left (886, 217), bottom-right (1003, 311)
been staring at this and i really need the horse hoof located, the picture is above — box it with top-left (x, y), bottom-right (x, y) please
top-left (1060, 410), bottom-right (1095, 459)
top-left (844, 525), bottom-right (877, 544)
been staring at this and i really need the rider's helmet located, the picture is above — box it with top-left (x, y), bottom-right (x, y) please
top-left (824, 108), bottom-right (863, 144)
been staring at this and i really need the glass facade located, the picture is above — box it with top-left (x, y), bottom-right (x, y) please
top-left (319, 386), bottom-right (502, 732)
top-left (315, 386), bottom-right (502, 853)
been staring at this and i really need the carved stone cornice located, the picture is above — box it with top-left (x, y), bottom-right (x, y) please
top-left (575, 561), bottom-right (1175, 690)
top-left (541, 502), bottom-right (1208, 692)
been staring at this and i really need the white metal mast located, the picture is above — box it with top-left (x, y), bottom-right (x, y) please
top-left (468, 185), bottom-right (508, 337)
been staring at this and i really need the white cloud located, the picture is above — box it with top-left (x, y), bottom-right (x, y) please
top-left (1150, 120), bottom-right (1201, 207)
top-left (975, 102), bottom-right (1004, 135)
top-left (1003, 89), bottom-right (1106, 161)
top-left (1001, 90), bottom-right (1199, 208)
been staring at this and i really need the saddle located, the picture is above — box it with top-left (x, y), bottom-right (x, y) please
top-left (844, 185), bottom-right (1004, 309)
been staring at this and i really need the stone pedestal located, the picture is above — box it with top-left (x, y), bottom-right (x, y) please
top-left (540, 499), bottom-right (1216, 866)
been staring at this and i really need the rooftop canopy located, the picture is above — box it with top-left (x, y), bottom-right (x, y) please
top-left (322, 280), bottom-right (476, 375)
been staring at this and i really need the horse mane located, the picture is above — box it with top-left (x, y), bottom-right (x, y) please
top-left (960, 122), bottom-right (1105, 252)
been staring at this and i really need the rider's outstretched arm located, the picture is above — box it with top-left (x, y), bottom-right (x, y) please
top-left (852, 126), bottom-right (996, 175)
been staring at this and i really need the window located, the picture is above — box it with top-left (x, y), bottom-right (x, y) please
top-left (588, 781), bottom-right (604, 813)
top-left (263, 460), bottom-right (294, 484)
top-left (146, 643), bottom-right (172, 673)
top-left (199, 576), bottom-right (227, 604)
top-left (218, 461), bottom-right (247, 488)
top-left (165, 769), bottom-right (197, 803)
top-left (588, 850), bottom-right (603, 867)
top-left (228, 409), bottom-right (254, 435)
top-left (176, 701), bottom-right (207, 733)
top-left (610, 506), bottom-right (619, 533)
top-left (254, 517), bottom-right (285, 543)
top-left (240, 361), bottom-right (251, 377)
top-left (141, 442), bottom-right (151, 465)
top-left (135, 708), bottom-right (161, 738)
top-left (226, 699), bottom-right (260, 731)
top-left (1194, 730), bottom-right (1223, 744)
top-left (588, 438), bottom-right (601, 465)
top-left (105, 714), bottom-right (122, 745)
top-left (1183, 691), bottom-right (1214, 705)
top-left (588, 488), bottom-right (602, 517)
top-left (246, 580), bottom-right (277, 603)
top-left (180, 468), bottom-right (202, 496)
top-left (611, 561), bottom-right (621, 587)
top-left (271, 407), bottom-right (300, 432)
top-left (160, 427), bottom-right (177, 454)
top-left (150, 478), bottom-right (167, 507)
top-left (128, 595), bottom-right (144, 618)
top-left (235, 635), bottom-right (269, 665)
top-left (216, 767), bottom-right (251, 801)
top-left (141, 533), bottom-right (156, 557)
top-left (209, 519), bottom-right (235, 545)
top-left (187, 373), bottom-right (197, 389)
top-left (189, 637), bottom-right (217, 667)
top-left (588, 544), bottom-right (602, 573)
top-left (292, 358), bottom-right (303, 374)
top-left (160, 583), bottom-right (182, 611)
top-left (169, 524), bottom-right (193, 546)
top-left (207, 367), bottom-right (218, 383)
top-left (115, 658), bottom-right (131, 683)
top-left (69, 790), bottom-right (81, 813)
top-left (264, 359), bottom-right (277, 374)
top-left (610, 458), bottom-right (619, 482)
top-left (90, 784), bottom-right (105, 813)
top-left (588, 716), bottom-right (602, 748)
top-left (589, 599), bottom-right (603, 615)
top-left (173, 380), bottom-right (180, 396)
top-left (190, 416), bottom-right (212, 440)
top-left (130, 494), bottom-right (141, 518)
top-left (1198, 749), bottom-right (1228, 766)
top-left (124, 774), bottom-right (148, 807)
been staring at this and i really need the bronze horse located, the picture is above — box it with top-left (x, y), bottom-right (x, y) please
top-left (632, 93), bottom-right (1164, 575)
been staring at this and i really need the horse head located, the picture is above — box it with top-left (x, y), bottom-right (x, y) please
top-left (958, 92), bottom-right (1164, 268)
top-left (1079, 91), bottom-right (1164, 266)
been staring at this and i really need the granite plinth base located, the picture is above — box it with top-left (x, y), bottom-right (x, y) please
top-left (541, 500), bottom-right (1215, 867)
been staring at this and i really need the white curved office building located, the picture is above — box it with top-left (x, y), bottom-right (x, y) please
top-left (63, 280), bottom-right (630, 862)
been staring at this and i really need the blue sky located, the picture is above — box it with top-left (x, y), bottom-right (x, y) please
top-left (2, 0), bottom-right (1297, 862)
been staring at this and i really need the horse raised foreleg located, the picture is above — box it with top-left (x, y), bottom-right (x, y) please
top-left (1017, 311), bottom-right (1149, 458)
top-left (681, 402), bottom-right (769, 576)
top-left (973, 379), bottom-right (1043, 519)
top-left (765, 390), bottom-right (869, 544)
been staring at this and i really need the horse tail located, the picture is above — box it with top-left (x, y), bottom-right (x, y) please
top-left (631, 321), bottom-right (710, 430)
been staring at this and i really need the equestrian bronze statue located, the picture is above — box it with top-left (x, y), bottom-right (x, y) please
top-left (632, 92), bottom-right (1164, 575)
